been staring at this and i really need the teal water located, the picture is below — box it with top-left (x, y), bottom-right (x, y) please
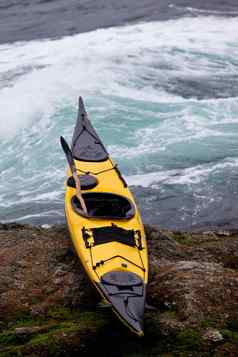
top-left (1, 17), bottom-right (238, 229)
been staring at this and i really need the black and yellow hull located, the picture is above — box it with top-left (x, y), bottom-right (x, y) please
top-left (64, 97), bottom-right (148, 336)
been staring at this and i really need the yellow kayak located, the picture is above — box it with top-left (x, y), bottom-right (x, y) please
top-left (63, 97), bottom-right (148, 336)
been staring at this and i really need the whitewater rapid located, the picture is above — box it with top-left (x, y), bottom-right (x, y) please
top-left (0, 16), bottom-right (238, 229)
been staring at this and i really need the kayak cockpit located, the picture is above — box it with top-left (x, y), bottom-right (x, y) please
top-left (71, 192), bottom-right (135, 219)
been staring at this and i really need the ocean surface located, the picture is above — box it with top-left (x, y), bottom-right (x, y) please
top-left (0, 0), bottom-right (238, 230)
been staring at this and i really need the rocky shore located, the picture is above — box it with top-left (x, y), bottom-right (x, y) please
top-left (0, 223), bottom-right (238, 356)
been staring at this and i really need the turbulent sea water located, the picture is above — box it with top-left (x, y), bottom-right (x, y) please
top-left (0, 0), bottom-right (238, 230)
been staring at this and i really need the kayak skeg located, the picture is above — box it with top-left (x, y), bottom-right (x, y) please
top-left (63, 97), bottom-right (148, 336)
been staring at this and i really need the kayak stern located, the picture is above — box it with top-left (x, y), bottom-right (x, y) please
top-left (97, 271), bottom-right (146, 336)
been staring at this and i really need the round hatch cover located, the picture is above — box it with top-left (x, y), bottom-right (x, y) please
top-left (67, 174), bottom-right (98, 190)
top-left (101, 271), bottom-right (142, 287)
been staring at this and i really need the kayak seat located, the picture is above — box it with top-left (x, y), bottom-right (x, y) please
top-left (71, 192), bottom-right (135, 219)
top-left (67, 174), bottom-right (98, 190)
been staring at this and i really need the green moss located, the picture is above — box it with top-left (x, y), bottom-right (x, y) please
top-left (0, 322), bottom-right (81, 356)
top-left (78, 311), bottom-right (107, 328)
top-left (47, 306), bottom-right (75, 321)
top-left (0, 306), bottom-right (108, 356)
top-left (221, 329), bottom-right (238, 342)
top-left (0, 324), bottom-right (57, 349)
top-left (12, 312), bottom-right (38, 327)
top-left (29, 332), bottom-right (52, 346)
top-left (28, 315), bottom-right (106, 348)
top-left (5, 304), bottom-right (237, 356)
top-left (175, 329), bottom-right (201, 352)
top-left (200, 316), bottom-right (222, 329)
top-left (14, 318), bottom-right (37, 328)
top-left (0, 331), bottom-right (20, 347)
top-left (46, 306), bottom-right (107, 331)
top-left (172, 233), bottom-right (196, 246)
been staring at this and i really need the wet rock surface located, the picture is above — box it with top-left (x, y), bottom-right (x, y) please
top-left (0, 223), bottom-right (238, 356)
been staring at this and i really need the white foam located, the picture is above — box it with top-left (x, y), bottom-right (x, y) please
top-left (1, 16), bottom-right (238, 138)
top-left (41, 224), bottom-right (52, 229)
top-left (127, 158), bottom-right (238, 188)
